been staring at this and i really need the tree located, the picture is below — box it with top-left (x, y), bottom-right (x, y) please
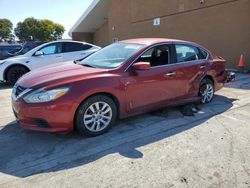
top-left (53, 23), bottom-right (65, 40)
top-left (14, 17), bottom-right (40, 41)
top-left (14, 17), bottom-right (65, 42)
top-left (0, 18), bottom-right (13, 42)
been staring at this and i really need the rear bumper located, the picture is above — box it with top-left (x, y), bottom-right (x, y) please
top-left (213, 70), bottom-right (235, 92)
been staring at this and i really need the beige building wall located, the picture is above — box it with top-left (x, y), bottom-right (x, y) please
top-left (93, 21), bottom-right (109, 47)
top-left (108, 0), bottom-right (132, 42)
top-left (73, 0), bottom-right (250, 69)
top-left (72, 32), bottom-right (94, 44)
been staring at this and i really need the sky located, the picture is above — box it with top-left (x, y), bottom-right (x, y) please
top-left (0, 0), bottom-right (94, 39)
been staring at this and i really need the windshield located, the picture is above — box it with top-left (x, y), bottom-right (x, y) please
top-left (80, 42), bottom-right (145, 69)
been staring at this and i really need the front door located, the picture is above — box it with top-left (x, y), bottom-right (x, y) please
top-left (30, 42), bottom-right (63, 69)
top-left (125, 44), bottom-right (185, 113)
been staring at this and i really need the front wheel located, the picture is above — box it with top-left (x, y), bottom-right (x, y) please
top-left (199, 79), bottom-right (214, 104)
top-left (7, 66), bottom-right (29, 85)
top-left (75, 95), bottom-right (117, 136)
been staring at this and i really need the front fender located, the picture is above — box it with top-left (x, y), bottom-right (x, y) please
top-left (70, 76), bottom-right (127, 118)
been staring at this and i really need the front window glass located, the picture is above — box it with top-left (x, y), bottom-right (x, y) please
top-left (80, 43), bottom-right (144, 69)
top-left (39, 43), bottom-right (62, 55)
top-left (136, 45), bottom-right (170, 67)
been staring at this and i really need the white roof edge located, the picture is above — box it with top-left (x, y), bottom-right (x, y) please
top-left (68, 0), bottom-right (101, 37)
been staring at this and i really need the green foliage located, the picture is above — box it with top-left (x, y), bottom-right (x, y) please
top-left (0, 18), bottom-right (13, 42)
top-left (14, 17), bottom-right (65, 42)
top-left (53, 23), bottom-right (65, 40)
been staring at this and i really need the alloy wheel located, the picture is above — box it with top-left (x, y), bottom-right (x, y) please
top-left (83, 102), bottom-right (112, 132)
top-left (200, 83), bottom-right (214, 104)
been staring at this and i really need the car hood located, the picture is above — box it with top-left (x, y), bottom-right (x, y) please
top-left (4, 55), bottom-right (28, 62)
top-left (18, 62), bottom-right (109, 88)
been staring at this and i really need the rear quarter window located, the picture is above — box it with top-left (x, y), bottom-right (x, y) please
top-left (198, 48), bottom-right (208, 59)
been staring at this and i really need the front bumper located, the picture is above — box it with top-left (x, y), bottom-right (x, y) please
top-left (0, 64), bottom-right (5, 81)
top-left (12, 98), bottom-right (76, 133)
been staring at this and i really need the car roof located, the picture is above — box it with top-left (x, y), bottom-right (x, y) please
top-left (45, 40), bottom-right (100, 48)
top-left (47, 40), bottom-right (85, 44)
top-left (120, 38), bottom-right (188, 46)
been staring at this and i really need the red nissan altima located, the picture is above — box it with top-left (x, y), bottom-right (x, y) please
top-left (12, 38), bottom-right (234, 136)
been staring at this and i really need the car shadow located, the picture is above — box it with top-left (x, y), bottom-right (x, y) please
top-left (0, 95), bottom-right (236, 178)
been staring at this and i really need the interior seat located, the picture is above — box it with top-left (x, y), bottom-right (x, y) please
top-left (158, 51), bottom-right (169, 66)
top-left (185, 52), bottom-right (197, 61)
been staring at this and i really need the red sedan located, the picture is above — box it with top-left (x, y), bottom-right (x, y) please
top-left (12, 38), bottom-right (234, 136)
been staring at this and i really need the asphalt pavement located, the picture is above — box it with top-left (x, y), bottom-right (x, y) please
top-left (0, 74), bottom-right (249, 188)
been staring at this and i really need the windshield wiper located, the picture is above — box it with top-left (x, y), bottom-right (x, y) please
top-left (73, 60), bottom-right (95, 67)
top-left (73, 60), bottom-right (81, 64)
top-left (81, 63), bottom-right (96, 68)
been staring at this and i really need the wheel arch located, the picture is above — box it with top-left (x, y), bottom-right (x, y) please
top-left (199, 75), bottom-right (215, 104)
top-left (4, 63), bottom-right (30, 81)
top-left (202, 75), bottom-right (214, 85)
top-left (73, 92), bottom-right (121, 130)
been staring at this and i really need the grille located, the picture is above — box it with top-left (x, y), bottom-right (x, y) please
top-left (15, 85), bottom-right (26, 97)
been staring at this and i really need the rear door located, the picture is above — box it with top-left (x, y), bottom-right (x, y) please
top-left (62, 42), bottom-right (94, 62)
top-left (172, 43), bottom-right (209, 97)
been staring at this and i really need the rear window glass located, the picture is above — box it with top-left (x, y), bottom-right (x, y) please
top-left (175, 45), bottom-right (199, 62)
top-left (63, 42), bottom-right (92, 53)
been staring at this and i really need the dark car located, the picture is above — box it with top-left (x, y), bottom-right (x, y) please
top-left (0, 44), bottom-right (22, 60)
top-left (13, 41), bottom-right (45, 55)
top-left (12, 38), bottom-right (235, 136)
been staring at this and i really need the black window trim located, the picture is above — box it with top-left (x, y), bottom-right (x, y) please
top-left (124, 42), bottom-right (210, 72)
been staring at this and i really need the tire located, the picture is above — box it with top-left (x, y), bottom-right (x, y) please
top-left (199, 78), bottom-right (214, 104)
top-left (75, 95), bottom-right (117, 136)
top-left (7, 66), bottom-right (29, 85)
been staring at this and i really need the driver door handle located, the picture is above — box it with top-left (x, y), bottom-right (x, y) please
top-left (200, 65), bottom-right (206, 69)
top-left (166, 72), bottom-right (176, 77)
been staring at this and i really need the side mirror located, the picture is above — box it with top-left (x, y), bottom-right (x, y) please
top-left (132, 62), bottom-right (150, 71)
top-left (34, 51), bottom-right (43, 56)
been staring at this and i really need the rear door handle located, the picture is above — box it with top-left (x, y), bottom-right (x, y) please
top-left (200, 65), bottom-right (206, 69)
top-left (56, 56), bottom-right (62, 58)
top-left (166, 72), bottom-right (176, 77)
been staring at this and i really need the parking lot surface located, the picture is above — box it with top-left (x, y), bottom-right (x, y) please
top-left (0, 74), bottom-right (250, 188)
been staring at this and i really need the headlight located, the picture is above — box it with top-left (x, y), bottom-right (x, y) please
top-left (23, 87), bottom-right (70, 103)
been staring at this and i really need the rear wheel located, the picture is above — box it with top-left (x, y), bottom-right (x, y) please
top-left (199, 78), bottom-right (214, 104)
top-left (6, 66), bottom-right (29, 85)
top-left (75, 95), bottom-right (117, 136)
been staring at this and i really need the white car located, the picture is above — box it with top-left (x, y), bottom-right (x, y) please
top-left (0, 40), bottom-right (101, 84)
